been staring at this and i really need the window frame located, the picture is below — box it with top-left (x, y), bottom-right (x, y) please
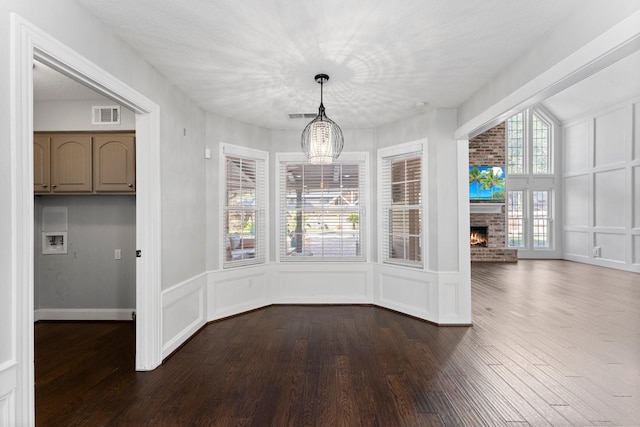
top-left (506, 108), bottom-right (555, 176)
top-left (275, 151), bottom-right (369, 263)
top-left (505, 107), bottom-right (557, 254)
top-left (220, 143), bottom-right (269, 268)
top-left (507, 189), bottom-right (554, 250)
top-left (531, 190), bottom-right (552, 249)
top-left (507, 190), bottom-right (525, 248)
top-left (378, 140), bottom-right (426, 269)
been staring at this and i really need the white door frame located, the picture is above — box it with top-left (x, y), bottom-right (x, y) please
top-left (10, 13), bottom-right (162, 426)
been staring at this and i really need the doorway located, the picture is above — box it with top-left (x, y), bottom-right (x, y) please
top-left (10, 14), bottom-right (162, 425)
top-left (33, 61), bottom-right (137, 321)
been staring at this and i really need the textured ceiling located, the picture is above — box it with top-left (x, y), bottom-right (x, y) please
top-left (66, 0), bottom-right (594, 130)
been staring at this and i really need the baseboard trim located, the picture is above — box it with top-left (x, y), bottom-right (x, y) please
top-left (34, 308), bottom-right (135, 322)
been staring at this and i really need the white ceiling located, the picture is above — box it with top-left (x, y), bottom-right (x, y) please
top-left (33, 60), bottom-right (109, 101)
top-left (541, 49), bottom-right (640, 122)
top-left (34, 0), bottom-right (638, 129)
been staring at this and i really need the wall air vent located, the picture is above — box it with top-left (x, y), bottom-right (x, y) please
top-left (92, 106), bottom-right (121, 125)
top-left (288, 113), bottom-right (317, 119)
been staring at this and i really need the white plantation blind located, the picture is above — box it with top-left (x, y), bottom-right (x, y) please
top-left (222, 145), bottom-right (267, 268)
top-left (279, 159), bottom-right (366, 261)
top-left (379, 142), bottom-right (424, 268)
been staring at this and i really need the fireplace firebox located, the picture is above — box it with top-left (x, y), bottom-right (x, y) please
top-left (470, 226), bottom-right (488, 247)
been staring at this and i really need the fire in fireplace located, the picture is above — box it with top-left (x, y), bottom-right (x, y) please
top-left (470, 226), bottom-right (488, 247)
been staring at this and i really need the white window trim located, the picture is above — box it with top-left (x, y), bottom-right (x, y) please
top-left (219, 143), bottom-right (269, 268)
top-left (377, 139), bottom-right (427, 269)
top-left (530, 106), bottom-right (555, 176)
top-left (506, 107), bottom-right (559, 254)
top-left (275, 151), bottom-right (370, 263)
top-left (507, 107), bottom-right (556, 176)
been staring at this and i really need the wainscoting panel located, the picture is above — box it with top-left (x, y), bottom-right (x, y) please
top-left (207, 265), bottom-right (272, 321)
top-left (0, 361), bottom-right (16, 427)
top-left (162, 273), bottom-right (207, 359)
top-left (377, 265), bottom-right (438, 321)
top-left (438, 272), bottom-right (471, 325)
top-left (595, 232), bottom-right (626, 263)
top-left (564, 230), bottom-right (590, 258)
top-left (274, 263), bottom-right (372, 304)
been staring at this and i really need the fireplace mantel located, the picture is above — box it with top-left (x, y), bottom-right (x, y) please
top-left (470, 203), bottom-right (503, 214)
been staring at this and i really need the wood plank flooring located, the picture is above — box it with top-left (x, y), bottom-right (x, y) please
top-left (35, 260), bottom-right (640, 426)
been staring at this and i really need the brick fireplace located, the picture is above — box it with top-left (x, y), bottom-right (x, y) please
top-left (469, 123), bottom-right (517, 262)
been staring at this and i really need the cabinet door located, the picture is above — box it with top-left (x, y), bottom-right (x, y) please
top-left (93, 134), bottom-right (135, 192)
top-left (51, 135), bottom-right (93, 192)
top-left (33, 134), bottom-right (51, 193)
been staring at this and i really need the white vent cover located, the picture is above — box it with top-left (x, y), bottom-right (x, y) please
top-left (92, 106), bottom-right (121, 124)
top-left (288, 113), bottom-right (317, 119)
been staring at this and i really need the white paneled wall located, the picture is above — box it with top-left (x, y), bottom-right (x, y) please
top-left (161, 273), bottom-right (207, 359)
top-left (562, 98), bottom-right (640, 272)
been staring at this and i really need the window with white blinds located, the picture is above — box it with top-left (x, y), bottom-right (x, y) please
top-left (379, 141), bottom-right (424, 268)
top-left (278, 155), bottom-right (366, 261)
top-left (221, 144), bottom-right (267, 268)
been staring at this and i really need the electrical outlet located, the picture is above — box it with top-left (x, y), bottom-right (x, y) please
top-left (115, 249), bottom-right (121, 260)
top-left (592, 246), bottom-right (601, 258)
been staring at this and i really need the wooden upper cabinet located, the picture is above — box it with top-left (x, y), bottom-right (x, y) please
top-left (33, 134), bottom-right (51, 193)
top-left (34, 132), bottom-right (135, 194)
top-left (93, 134), bottom-right (136, 192)
top-left (50, 134), bottom-right (93, 192)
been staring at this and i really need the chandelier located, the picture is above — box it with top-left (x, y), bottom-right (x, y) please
top-left (301, 74), bottom-right (344, 164)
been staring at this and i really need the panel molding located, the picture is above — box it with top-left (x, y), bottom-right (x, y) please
top-left (207, 265), bottom-right (273, 322)
top-left (161, 273), bottom-right (207, 359)
top-left (0, 362), bottom-right (16, 427)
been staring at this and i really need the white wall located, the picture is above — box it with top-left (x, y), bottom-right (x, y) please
top-left (2, 1), bottom-right (207, 424)
top-left (456, 2), bottom-right (640, 138)
top-left (562, 97), bottom-right (640, 272)
top-left (34, 99), bottom-right (136, 131)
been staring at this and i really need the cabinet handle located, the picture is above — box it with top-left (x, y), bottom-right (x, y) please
top-left (128, 184), bottom-right (133, 187)
top-left (42, 184), bottom-right (48, 188)
top-left (52, 185), bottom-right (57, 188)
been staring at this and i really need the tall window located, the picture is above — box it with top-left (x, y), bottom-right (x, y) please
top-left (532, 115), bottom-right (551, 174)
top-left (506, 109), bottom-right (553, 175)
top-left (221, 145), bottom-right (267, 268)
top-left (532, 190), bottom-right (550, 248)
top-left (278, 154), bottom-right (366, 261)
top-left (379, 141), bottom-right (424, 268)
top-left (507, 191), bottom-right (524, 247)
top-left (506, 108), bottom-right (555, 252)
top-left (506, 111), bottom-right (525, 174)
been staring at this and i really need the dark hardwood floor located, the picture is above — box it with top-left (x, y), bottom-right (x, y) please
top-left (35, 260), bottom-right (640, 426)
